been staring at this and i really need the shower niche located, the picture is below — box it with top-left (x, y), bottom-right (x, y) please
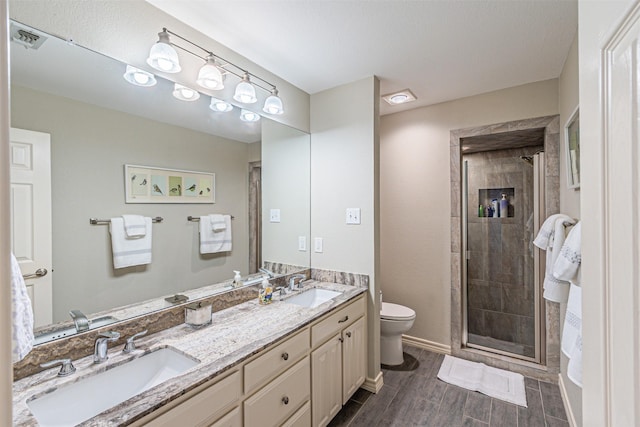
top-left (477, 188), bottom-right (515, 218)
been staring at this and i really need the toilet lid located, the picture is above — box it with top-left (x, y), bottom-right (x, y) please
top-left (381, 302), bottom-right (416, 321)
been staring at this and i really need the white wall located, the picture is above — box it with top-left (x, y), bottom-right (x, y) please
top-left (310, 76), bottom-right (380, 380)
top-left (380, 79), bottom-right (559, 347)
top-left (262, 119), bottom-right (310, 267)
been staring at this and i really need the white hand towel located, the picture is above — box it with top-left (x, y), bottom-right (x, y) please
top-left (109, 217), bottom-right (153, 269)
top-left (208, 214), bottom-right (226, 231)
top-left (122, 214), bottom-right (147, 237)
top-left (553, 221), bottom-right (582, 284)
top-left (533, 214), bottom-right (575, 303)
top-left (562, 282), bottom-right (582, 357)
top-left (11, 252), bottom-right (34, 363)
top-left (199, 214), bottom-right (232, 254)
top-left (567, 335), bottom-right (583, 387)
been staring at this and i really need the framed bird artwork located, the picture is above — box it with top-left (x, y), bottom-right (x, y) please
top-left (125, 164), bottom-right (215, 203)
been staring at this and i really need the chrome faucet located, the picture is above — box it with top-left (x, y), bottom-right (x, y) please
top-left (69, 309), bottom-right (89, 333)
top-left (258, 267), bottom-right (275, 278)
top-left (123, 330), bottom-right (148, 353)
top-left (288, 274), bottom-right (306, 292)
top-left (93, 331), bottom-right (120, 364)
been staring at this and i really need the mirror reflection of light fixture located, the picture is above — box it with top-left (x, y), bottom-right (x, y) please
top-left (146, 29), bottom-right (181, 73)
top-left (262, 89), bottom-right (284, 115)
top-left (196, 55), bottom-right (225, 90)
top-left (123, 65), bottom-right (157, 87)
top-left (240, 109), bottom-right (260, 122)
top-left (172, 83), bottom-right (200, 101)
top-left (234, 73), bottom-right (257, 104)
top-left (209, 97), bottom-right (233, 112)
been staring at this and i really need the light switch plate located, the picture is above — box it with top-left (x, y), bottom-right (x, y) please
top-left (298, 236), bottom-right (307, 251)
top-left (269, 209), bottom-right (281, 223)
top-left (314, 237), bottom-right (323, 253)
top-left (346, 208), bottom-right (361, 225)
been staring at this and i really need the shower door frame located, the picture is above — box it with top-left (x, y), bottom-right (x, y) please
top-left (450, 115), bottom-right (561, 378)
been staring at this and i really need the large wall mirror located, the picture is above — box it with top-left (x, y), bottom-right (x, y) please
top-left (9, 20), bottom-right (311, 344)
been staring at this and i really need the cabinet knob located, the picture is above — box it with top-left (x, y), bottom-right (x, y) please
top-left (282, 396), bottom-right (289, 405)
top-left (282, 352), bottom-right (289, 361)
top-left (338, 337), bottom-right (344, 343)
top-left (346, 331), bottom-right (352, 338)
top-left (338, 315), bottom-right (349, 324)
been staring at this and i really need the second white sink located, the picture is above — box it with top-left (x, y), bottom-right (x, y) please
top-left (284, 288), bottom-right (342, 308)
top-left (27, 347), bottom-right (199, 427)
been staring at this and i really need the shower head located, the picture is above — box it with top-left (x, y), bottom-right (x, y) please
top-left (519, 155), bottom-right (534, 166)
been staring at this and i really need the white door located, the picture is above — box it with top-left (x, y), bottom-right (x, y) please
top-left (10, 128), bottom-right (52, 327)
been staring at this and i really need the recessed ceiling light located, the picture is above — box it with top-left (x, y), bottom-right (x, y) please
top-left (382, 89), bottom-right (417, 106)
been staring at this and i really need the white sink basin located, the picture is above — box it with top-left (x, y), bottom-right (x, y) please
top-left (284, 288), bottom-right (342, 308)
top-left (27, 347), bottom-right (199, 427)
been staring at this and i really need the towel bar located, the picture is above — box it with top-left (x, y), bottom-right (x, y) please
top-left (187, 215), bottom-right (235, 221)
top-left (89, 217), bottom-right (164, 225)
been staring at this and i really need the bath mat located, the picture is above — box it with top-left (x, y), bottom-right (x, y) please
top-left (437, 355), bottom-right (527, 407)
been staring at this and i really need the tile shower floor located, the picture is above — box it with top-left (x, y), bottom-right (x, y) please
top-left (329, 345), bottom-right (569, 427)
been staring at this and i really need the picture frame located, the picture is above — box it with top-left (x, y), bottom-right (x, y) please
top-left (564, 107), bottom-right (580, 189)
top-left (124, 164), bottom-right (215, 204)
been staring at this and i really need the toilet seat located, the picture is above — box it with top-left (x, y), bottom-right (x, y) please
top-left (381, 302), bottom-right (416, 321)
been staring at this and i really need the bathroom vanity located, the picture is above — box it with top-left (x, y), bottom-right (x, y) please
top-left (12, 281), bottom-right (367, 427)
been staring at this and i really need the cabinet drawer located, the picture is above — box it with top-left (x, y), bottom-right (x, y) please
top-left (311, 296), bottom-right (365, 347)
top-left (244, 357), bottom-right (310, 427)
top-left (208, 407), bottom-right (241, 427)
top-left (282, 401), bottom-right (311, 427)
top-left (245, 328), bottom-right (310, 393)
top-left (144, 371), bottom-right (241, 427)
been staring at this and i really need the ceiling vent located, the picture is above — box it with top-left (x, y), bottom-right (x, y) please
top-left (10, 23), bottom-right (47, 50)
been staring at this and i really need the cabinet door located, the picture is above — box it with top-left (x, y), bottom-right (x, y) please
top-left (342, 316), bottom-right (366, 404)
top-left (311, 333), bottom-right (342, 427)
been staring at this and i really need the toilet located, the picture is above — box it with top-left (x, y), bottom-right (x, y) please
top-left (380, 302), bottom-right (416, 366)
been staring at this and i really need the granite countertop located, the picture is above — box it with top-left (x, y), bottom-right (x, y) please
top-left (13, 281), bottom-right (367, 426)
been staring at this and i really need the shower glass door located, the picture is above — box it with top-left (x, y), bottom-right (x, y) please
top-left (462, 147), bottom-right (544, 362)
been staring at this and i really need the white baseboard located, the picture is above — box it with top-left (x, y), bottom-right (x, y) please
top-left (402, 334), bottom-right (452, 355)
top-left (362, 371), bottom-right (384, 393)
top-left (558, 373), bottom-right (578, 427)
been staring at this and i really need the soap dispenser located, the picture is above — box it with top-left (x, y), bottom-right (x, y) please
top-left (259, 276), bottom-right (273, 305)
top-left (233, 271), bottom-right (243, 288)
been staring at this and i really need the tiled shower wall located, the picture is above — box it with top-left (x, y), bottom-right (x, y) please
top-left (464, 146), bottom-right (542, 357)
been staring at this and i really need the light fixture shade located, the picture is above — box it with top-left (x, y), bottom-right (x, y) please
top-left (209, 97), bottom-right (233, 112)
top-left (240, 109), bottom-right (260, 122)
top-left (196, 56), bottom-right (225, 90)
top-left (172, 83), bottom-right (200, 101)
top-left (233, 74), bottom-right (257, 104)
top-left (146, 30), bottom-right (181, 73)
top-left (123, 65), bottom-right (157, 87)
top-left (262, 90), bottom-right (284, 115)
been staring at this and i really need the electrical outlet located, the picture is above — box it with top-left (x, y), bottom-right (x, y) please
top-left (298, 236), bottom-right (307, 251)
top-left (269, 209), bottom-right (281, 223)
top-left (314, 237), bottom-right (323, 253)
top-left (346, 208), bottom-right (361, 225)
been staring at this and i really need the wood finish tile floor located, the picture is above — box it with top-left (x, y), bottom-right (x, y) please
top-left (329, 346), bottom-right (569, 427)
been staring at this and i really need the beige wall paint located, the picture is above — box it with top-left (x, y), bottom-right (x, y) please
top-left (310, 76), bottom-right (381, 380)
top-left (1, 2), bottom-right (14, 423)
top-left (12, 85), bottom-right (251, 322)
top-left (557, 33), bottom-right (582, 426)
top-left (380, 79), bottom-right (559, 347)
top-left (9, 0), bottom-right (310, 133)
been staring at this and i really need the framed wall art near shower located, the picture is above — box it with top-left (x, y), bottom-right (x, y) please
top-left (564, 107), bottom-right (580, 189)
top-left (124, 164), bottom-right (215, 203)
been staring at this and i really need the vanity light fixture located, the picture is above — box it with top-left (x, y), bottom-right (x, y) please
top-left (382, 89), bottom-right (417, 106)
top-left (240, 109), bottom-right (260, 122)
top-left (172, 83), bottom-right (200, 101)
top-left (123, 65), bottom-right (157, 87)
top-left (146, 29), bottom-right (181, 73)
top-left (209, 97), bottom-right (233, 112)
top-left (145, 27), bottom-right (284, 116)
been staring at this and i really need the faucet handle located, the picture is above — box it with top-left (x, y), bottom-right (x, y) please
top-left (123, 330), bottom-right (148, 353)
top-left (99, 331), bottom-right (120, 341)
top-left (41, 358), bottom-right (76, 377)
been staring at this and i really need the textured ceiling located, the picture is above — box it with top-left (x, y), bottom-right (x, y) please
top-left (148, 0), bottom-right (578, 115)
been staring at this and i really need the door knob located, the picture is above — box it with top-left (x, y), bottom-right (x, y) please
top-left (22, 268), bottom-right (48, 280)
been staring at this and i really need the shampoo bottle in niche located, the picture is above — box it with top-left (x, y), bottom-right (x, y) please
top-left (259, 276), bottom-right (273, 305)
top-left (233, 270), bottom-right (243, 288)
top-left (500, 194), bottom-right (508, 218)
top-left (491, 199), bottom-right (499, 218)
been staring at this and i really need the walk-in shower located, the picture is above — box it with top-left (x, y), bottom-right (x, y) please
top-left (461, 129), bottom-right (546, 362)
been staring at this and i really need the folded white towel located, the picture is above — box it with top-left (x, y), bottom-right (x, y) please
top-left (209, 214), bottom-right (227, 231)
top-left (534, 214), bottom-right (575, 303)
top-left (122, 214), bottom-right (147, 237)
top-left (562, 282), bottom-right (582, 357)
top-left (199, 214), bottom-right (232, 254)
top-left (11, 252), bottom-right (34, 363)
top-left (553, 221), bottom-right (582, 284)
top-left (567, 334), bottom-right (583, 387)
top-left (109, 217), bottom-right (152, 269)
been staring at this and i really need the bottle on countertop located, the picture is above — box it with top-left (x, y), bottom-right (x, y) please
top-left (233, 270), bottom-right (243, 288)
top-left (259, 276), bottom-right (273, 305)
top-left (500, 194), bottom-right (508, 218)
